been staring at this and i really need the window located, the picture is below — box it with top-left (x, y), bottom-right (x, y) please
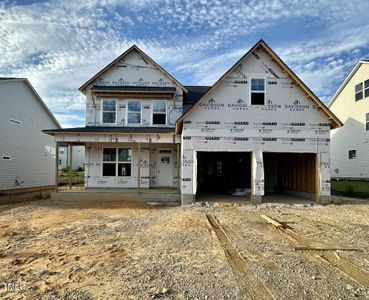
top-left (366, 113), bottom-right (369, 131)
top-left (102, 148), bottom-right (132, 177)
top-left (355, 83), bottom-right (363, 101)
top-left (128, 100), bottom-right (141, 124)
top-left (348, 150), bottom-right (356, 160)
top-left (102, 100), bottom-right (117, 123)
top-left (250, 78), bottom-right (265, 105)
top-left (365, 79), bottom-right (369, 98)
top-left (152, 100), bottom-right (167, 125)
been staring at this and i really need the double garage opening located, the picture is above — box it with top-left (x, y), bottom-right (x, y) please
top-left (196, 151), bottom-right (317, 200)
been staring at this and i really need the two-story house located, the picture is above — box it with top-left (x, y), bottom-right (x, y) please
top-left (44, 40), bottom-right (342, 205)
top-left (328, 60), bottom-right (369, 179)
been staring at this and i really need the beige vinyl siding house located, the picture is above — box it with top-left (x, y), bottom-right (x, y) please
top-left (328, 60), bottom-right (369, 179)
top-left (0, 78), bottom-right (61, 191)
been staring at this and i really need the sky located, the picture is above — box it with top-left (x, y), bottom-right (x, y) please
top-left (1, 0), bottom-right (369, 128)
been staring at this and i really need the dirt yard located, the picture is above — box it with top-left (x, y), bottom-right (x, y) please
top-left (0, 198), bottom-right (368, 299)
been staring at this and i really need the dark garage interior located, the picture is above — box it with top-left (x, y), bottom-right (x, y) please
top-left (197, 152), bottom-right (251, 194)
top-left (263, 152), bottom-right (316, 197)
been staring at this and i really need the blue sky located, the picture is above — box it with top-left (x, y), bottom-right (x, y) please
top-left (1, 0), bottom-right (369, 127)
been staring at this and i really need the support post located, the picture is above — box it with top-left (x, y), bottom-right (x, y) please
top-left (251, 150), bottom-right (264, 204)
top-left (137, 142), bottom-right (141, 193)
top-left (55, 142), bottom-right (59, 192)
top-left (177, 143), bottom-right (180, 191)
top-left (68, 145), bottom-right (73, 190)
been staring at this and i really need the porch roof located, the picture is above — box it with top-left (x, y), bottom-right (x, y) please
top-left (43, 126), bottom-right (175, 135)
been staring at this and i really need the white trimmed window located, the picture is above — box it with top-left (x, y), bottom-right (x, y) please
top-left (102, 100), bottom-right (117, 123)
top-left (152, 100), bottom-right (167, 125)
top-left (250, 78), bottom-right (265, 105)
top-left (355, 83), bottom-right (363, 101)
top-left (102, 148), bottom-right (132, 177)
top-left (348, 150), bottom-right (356, 160)
top-left (127, 100), bottom-right (141, 124)
top-left (365, 79), bottom-right (369, 98)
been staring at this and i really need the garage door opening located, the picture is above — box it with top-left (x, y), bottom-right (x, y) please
top-left (197, 152), bottom-right (251, 195)
top-left (264, 152), bottom-right (316, 200)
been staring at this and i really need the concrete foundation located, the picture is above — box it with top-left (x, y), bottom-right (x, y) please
top-left (181, 194), bottom-right (195, 205)
top-left (251, 195), bottom-right (263, 204)
top-left (51, 188), bottom-right (180, 203)
top-left (318, 195), bottom-right (330, 205)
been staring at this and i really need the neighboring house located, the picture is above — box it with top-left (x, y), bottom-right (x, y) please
top-left (0, 78), bottom-right (61, 192)
top-left (328, 60), bottom-right (369, 179)
top-left (44, 40), bottom-right (341, 204)
top-left (58, 145), bottom-right (85, 171)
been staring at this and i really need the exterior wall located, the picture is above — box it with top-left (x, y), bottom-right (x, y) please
top-left (0, 80), bottom-right (59, 190)
top-left (84, 50), bottom-right (184, 127)
top-left (84, 142), bottom-right (178, 189)
top-left (330, 63), bottom-right (369, 179)
top-left (58, 145), bottom-right (85, 171)
top-left (181, 47), bottom-right (331, 202)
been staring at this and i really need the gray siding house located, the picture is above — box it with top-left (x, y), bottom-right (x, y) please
top-left (0, 78), bottom-right (60, 192)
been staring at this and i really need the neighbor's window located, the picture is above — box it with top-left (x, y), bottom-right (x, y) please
top-left (128, 100), bottom-right (141, 124)
top-left (348, 150), bottom-right (356, 160)
top-left (355, 83), bottom-right (363, 101)
top-left (102, 148), bottom-right (132, 176)
top-left (365, 79), bottom-right (369, 98)
top-left (250, 78), bottom-right (265, 105)
top-left (152, 100), bottom-right (167, 125)
top-left (366, 113), bottom-right (369, 131)
top-left (102, 100), bottom-right (117, 123)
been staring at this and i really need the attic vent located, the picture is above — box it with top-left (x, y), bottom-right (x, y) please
top-left (2, 155), bottom-right (11, 160)
top-left (9, 118), bottom-right (21, 125)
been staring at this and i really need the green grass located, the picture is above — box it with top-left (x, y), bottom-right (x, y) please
top-left (331, 180), bottom-right (369, 198)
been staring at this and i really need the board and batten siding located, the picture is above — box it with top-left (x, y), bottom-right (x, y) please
top-left (330, 63), bottom-right (369, 179)
top-left (0, 80), bottom-right (59, 190)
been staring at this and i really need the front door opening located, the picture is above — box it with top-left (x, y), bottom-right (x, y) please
top-left (197, 152), bottom-right (251, 194)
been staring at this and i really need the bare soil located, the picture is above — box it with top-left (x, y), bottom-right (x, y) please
top-left (0, 198), bottom-right (368, 299)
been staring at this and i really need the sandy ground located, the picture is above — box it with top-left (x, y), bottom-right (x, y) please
top-left (0, 198), bottom-right (368, 299)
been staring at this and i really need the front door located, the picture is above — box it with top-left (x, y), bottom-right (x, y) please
top-left (157, 150), bottom-right (173, 187)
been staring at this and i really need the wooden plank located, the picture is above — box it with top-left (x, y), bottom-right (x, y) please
top-left (295, 246), bottom-right (361, 252)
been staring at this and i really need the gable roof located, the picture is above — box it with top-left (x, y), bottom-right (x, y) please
top-left (0, 78), bottom-right (61, 128)
top-left (328, 60), bottom-right (369, 108)
top-left (79, 45), bottom-right (188, 94)
top-left (175, 39), bottom-right (342, 133)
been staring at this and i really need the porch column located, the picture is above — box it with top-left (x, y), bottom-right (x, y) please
top-left (137, 142), bottom-right (141, 193)
top-left (316, 152), bottom-right (330, 204)
top-left (251, 150), bottom-right (264, 204)
top-left (176, 143), bottom-right (180, 191)
top-left (68, 145), bottom-right (73, 190)
top-left (55, 142), bottom-right (59, 192)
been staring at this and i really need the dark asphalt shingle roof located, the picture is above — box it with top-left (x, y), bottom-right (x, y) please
top-left (183, 85), bottom-right (211, 108)
top-left (43, 126), bottom-right (175, 134)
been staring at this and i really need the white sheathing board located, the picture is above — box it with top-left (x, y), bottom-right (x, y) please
top-left (85, 50), bottom-right (183, 127)
top-left (329, 63), bottom-right (369, 179)
top-left (0, 80), bottom-right (58, 190)
top-left (182, 46), bottom-right (331, 196)
top-left (84, 142), bottom-right (177, 188)
top-left (252, 150), bottom-right (264, 196)
top-left (318, 151), bottom-right (331, 196)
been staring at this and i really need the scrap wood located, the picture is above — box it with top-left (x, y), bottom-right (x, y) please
top-left (294, 246), bottom-right (361, 252)
top-left (260, 214), bottom-right (369, 287)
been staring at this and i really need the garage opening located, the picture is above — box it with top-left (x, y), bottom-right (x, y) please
top-left (263, 152), bottom-right (316, 200)
top-left (197, 152), bottom-right (251, 195)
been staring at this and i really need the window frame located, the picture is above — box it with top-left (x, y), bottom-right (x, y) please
top-left (127, 100), bottom-right (142, 125)
top-left (152, 100), bottom-right (167, 126)
top-left (355, 82), bottom-right (363, 101)
top-left (250, 77), bottom-right (266, 105)
top-left (365, 79), bottom-right (369, 98)
top-left (102, 148), bottom-right (132, 177)
top-left (348, 149), bottom-right (357, 160)
top-left (101, 99), bottom-right (117, 124)
top-left (366, 113), bottom-right (369, 131)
